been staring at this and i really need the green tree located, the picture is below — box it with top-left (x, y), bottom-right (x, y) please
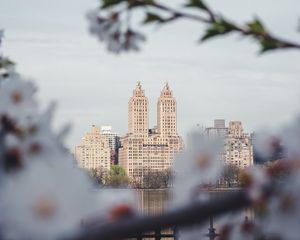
top-left (105, 165), bottom-right (129, 187)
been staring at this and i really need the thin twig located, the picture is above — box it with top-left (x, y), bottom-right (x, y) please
top-left (131, 0), bottom-right (300, 51)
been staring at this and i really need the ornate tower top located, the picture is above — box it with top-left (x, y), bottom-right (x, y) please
top-left (164, 82), bottom-right (170, 90)
top-left (133, 81), bottom-right (145, 97)
top-left (160, 82), bottom-right (173, 98)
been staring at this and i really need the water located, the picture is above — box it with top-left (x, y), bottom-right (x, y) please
top-left (135, 189), bottom-right (253, 218)
top-left (135, 189), bottom-right (254, 236)
top-left (100, 188), bottom-right (254, 236)
top-left (136, 189), bottom-right (169, 215)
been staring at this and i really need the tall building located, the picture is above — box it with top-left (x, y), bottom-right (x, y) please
top-left (75, 125), bottom-right (111, 170)
top-left (224, 121), bottom-right (253, 168)
top-left (119, 82), bottom-right (184, 181)
top-left (203, 119), bottom-right (253, 169)
top-left (157, 83), bottom-right (177, 138)
top-left (128, 81), bottom-right (149, 138)
top-left (100, 126), bottom-right (120, 164)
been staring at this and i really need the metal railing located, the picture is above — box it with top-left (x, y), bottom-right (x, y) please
top-left (71, 191), bottom-right (249, 240)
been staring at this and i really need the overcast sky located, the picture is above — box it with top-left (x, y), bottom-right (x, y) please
top-left (1, 0), bottom-right (300, 149)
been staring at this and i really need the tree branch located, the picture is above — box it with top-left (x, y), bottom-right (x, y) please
top-left (131, 0), bottom-right (300, 52)
top-left (70, 190), bottom-right (250, 240)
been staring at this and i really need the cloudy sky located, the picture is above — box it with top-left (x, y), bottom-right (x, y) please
top-left (1, 0), bottom-right (300, 149)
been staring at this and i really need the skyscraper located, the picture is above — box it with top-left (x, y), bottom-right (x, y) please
top-left (157, 83), bottom-right (177, 138)
top-left (128, 81), bottom-right (149, 138)
top-left (119, 82), bottom-right (183, 182)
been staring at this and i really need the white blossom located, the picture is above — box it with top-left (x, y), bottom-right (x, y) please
top-left (123, 30), bottom-right (146, 52)
top-left (244, 166), bottom-right (270, 202)
top-left (0, 159), bottom-right (99, 240)
top-left (261, 173), bottom-right (300, 240)
top-left (253, 131), bottom-right (280, 161)
top-left (0, 75), bottom-right (37, 126)
top-left (86, 9), bottom-right (145, 54)
top-left (171, 133), bottom-right (224, 207)
top-left (280, 115), bottom-right (300, 158)
top-left (0, 72), bottom-right (137, 239)
top-left (86, 9), bottom-right (120, 42)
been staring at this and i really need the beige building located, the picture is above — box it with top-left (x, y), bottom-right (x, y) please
top-left (204, 119), bottom-right (253, 168)
top-left (100, 126), bottom-right (120, 164)
top-left (224, 121), bottom-right (253, 168)
top-left (119, 82), bottom-right (183, 181)
top-left (75, 125), bottom-right (111, 170)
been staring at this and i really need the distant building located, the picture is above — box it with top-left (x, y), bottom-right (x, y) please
top-left (100, 126), bottom-right (120, 164)
top-left (119, 82), bottom-right (184, 181)
top-left (202, 119), bottom-right (254, 169)
top-left (75, 125), bottom-right (111, 170)
top-left (224, 121), bottom-right (253, 168)
top-left (205, 119), bottom-right (228, 140)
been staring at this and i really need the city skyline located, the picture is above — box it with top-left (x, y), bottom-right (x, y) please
top-left (72, 81), bottom-right (257, 149)
top-left (1, 0), bottom-right (299, 150)
top-left (75, 82), bottom-right (253, 179)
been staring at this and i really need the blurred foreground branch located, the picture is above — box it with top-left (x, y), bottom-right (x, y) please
top-left (71, 190), bottom-right (250, 240)
top-left (87, 0), bottom-right (300, 54)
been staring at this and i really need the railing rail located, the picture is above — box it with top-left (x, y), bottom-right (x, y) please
top-left (70, 191), bottom-right (250, 240)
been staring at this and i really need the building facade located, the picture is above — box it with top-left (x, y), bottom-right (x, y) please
top-left (224, 121), bottom-right (253, 168)
top-left (119, 82), bottom-right (184, 181)
top-left (100, 126), bottom-right (120, 164)
top-left (204, 119), bottom-right (253, 169)
top-left (75, 125), bottom-right (113, 171)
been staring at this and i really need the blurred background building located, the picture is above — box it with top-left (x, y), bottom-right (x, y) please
top-left (192, 119), bottom-right (254, 169)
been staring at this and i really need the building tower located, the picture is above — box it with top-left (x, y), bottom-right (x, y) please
top-left (128, 82), bottom-right (149, 138)
top-left (157, 83), bottom-right (177, 138)
top-left (228, 121), bottom-right (243, 138)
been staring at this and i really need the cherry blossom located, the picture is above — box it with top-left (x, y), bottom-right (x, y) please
top-left (0, 39), bottom-right (137, 238)
top-left (172, 132), bottom-right (224, 207)
top-left (0, 75), bottom-right (37, 127)
top-left (86, 10), bottom-right (121, 42)
top-left (280, 115), bottom-right (300, 159)
top-left (86, 9), bottom-right (145, 54)
top-left (241, 166), bottom-right (270, 203)
top-left (0, 159), bottom-right (99, 240)
top-left (252, 130), bottom-right (282, 162)
top-left (259, 172), bottom-right (300, 240)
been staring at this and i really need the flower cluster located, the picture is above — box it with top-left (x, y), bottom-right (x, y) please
top-left (171, 114), bottom-right (300, 240)
top-left (0, 38), bottom-right (137, 239)
top-left (218, 117), bottom-right (300, 240)
top-left (86, 9), bottom-right (145, 54)
top-left (171, 131), bottom-right (224, 207)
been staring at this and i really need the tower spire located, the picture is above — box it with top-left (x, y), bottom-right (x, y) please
top-left (164, 81), bottom-right (170, 91)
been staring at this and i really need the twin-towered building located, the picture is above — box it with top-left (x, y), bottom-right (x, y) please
top-left (119, 82), bottom-right (184, 180)
top-left (75, 82), bottom-right (254, 180)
